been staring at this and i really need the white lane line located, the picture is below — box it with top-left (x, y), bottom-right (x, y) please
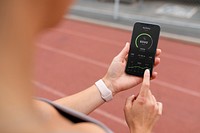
top-left (51, 28), bottom-right (200, 67)
top-left (33, 80), bottom-right (65, 97)
top-left (37, 44), bottom-right (200, 98)
top-left (154, 80), bottom-right (200, 98)
top-left (52, 28), bottom-right (123, 47)
top-left (162, 53), bottom-right (200, 67)
top-left (38, 44), bottom-right (108, 68)
top-left (94, 109), bottom-right (127, 126)
top-left (33, 80), bottom-right (127, 126)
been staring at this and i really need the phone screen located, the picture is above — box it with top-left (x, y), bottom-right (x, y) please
top-left (125, 22), bottom-right (160, 77)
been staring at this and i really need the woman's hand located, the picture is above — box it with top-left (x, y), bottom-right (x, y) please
top-left (103, 42), bottom-right (161, 95)
top-left (124, 69), bottom-right (163, 133)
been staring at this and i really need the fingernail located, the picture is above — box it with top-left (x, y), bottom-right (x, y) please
top-left (145, 69), bottom-right (150, 76)
top-left (126, 42), bottom-right (130, 46)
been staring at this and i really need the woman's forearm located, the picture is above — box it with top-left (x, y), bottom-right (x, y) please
top-left (54, 84), bottom-right (106, 114)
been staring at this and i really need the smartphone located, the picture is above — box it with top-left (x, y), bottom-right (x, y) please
top-left (125, 22), bottom-right (160, 77)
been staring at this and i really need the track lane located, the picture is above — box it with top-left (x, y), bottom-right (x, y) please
top-left (34, 19), bottom-right (200, 133)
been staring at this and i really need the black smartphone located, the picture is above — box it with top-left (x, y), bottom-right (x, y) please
top-left (125, 22), bottom-right (160, 77)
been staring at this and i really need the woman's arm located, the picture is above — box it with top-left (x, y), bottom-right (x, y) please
top-left (54, 85), bottom-right (105, 114)
top-left (54, 43), bottom-right (161, 114)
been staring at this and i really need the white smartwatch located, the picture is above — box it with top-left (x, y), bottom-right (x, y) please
top-left (95, 79), bottom-right (113, 102)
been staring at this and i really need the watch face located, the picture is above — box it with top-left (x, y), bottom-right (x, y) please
top-left (125, 22), bottom-right (160, 77)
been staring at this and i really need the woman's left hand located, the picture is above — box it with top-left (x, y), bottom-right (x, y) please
top-left (102, 42), bottom-right (161, 96)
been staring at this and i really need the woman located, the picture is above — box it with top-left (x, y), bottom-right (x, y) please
top-left (0, 0), bottom-right (162, 133)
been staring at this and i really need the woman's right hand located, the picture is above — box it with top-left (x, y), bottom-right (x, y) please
top-left (124, 69), bottom-right (163, 133)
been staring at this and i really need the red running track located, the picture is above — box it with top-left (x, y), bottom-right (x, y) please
top-left (34, 19), bottom-right (200, 133)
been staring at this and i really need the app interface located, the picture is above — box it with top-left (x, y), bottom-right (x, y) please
top-left (126, 23), bottom-right (160, 77)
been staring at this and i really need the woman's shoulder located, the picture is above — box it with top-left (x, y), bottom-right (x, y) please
top-left (34, 99), bottom-right (107, 133)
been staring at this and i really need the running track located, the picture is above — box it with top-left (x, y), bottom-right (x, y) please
top-left (34, 19), bottom-right (200, 133)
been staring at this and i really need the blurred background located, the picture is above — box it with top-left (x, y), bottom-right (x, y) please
top-left (69, 0), bottom-right (200, 43)
top-left (35, 0), bottom-right (200, 133)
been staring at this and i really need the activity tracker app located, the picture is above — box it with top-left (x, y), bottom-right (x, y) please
top-left (125, 22), bottom-right (160, 77)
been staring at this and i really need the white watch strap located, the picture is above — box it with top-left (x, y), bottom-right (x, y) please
top-left (95, 79), bottom-right (113, 102)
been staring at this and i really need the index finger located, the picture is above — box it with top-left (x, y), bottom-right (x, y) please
top-left (139, 69), bottom-right (151, 97)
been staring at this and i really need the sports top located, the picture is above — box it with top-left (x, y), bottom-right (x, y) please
top-left (39, 98), bottom-right (113, 133)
